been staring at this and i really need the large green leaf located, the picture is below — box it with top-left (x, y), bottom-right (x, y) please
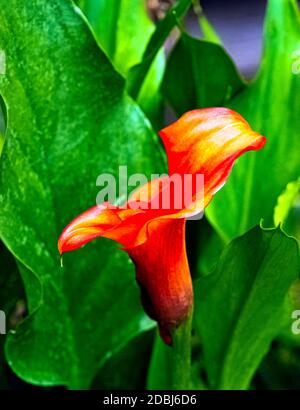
top-left (77, 0), bottom-right (165, 127)
top-left (164, 0), bottom-right (300, 241)
top-left (77, 0), bottom-right (158, 76)
top-left (194, 226), bottom-right (299, 389)
top-left (0, 0), bottom-right (164, 388)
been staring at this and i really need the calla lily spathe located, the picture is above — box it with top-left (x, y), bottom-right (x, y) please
top-left (58, 108), bottom-right (266, 344)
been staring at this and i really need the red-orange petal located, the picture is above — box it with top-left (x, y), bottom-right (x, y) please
top-left (159, 108), bottom-right (266, 208)
top-left (58, 204), bottom-right (153, 253)
top-left (129, 218), bottom-right (193, 345)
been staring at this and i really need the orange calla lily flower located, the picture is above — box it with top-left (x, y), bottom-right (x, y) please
top-left (58, 108), bottom-right (266, 344)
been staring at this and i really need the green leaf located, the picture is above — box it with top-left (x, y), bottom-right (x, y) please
top-left (93, 330), bottom-right (154, 389)
top-left (192, 0), bottom-right (222, 45)
top-left (77, 0), bottom-right (157, 76)
top-left (163, 32), bottom-right (244, 116)
top-left (0, 96), bottom-right (6, 155)
top-left (274, 178), bottom-right (300, 226)
top-left (195, 221), bottom-right (225, 277)
top-left (146, 313), bottom-right (193, 390)
top-left (277, 280), bottom-right (300, 347)
top-left (194, 226), bottom-right (299, 389)
top-left (272, 179), bottom-right (300, 348)
top-left (127, 0), bottom-right (192, 101)
top-left (273, 178), bottom-right (300, 347)
top-left (197, 15), bottom-right (221, 45)
top-left (146, 328), bottom-right (204, 390)
top-left (258, 341), bottom-right (300, 389)
top-left (0, 0), bottom-right (163, 388)
top-left (147, 332), bottom-right (173, 390)
top-left (0, 133), bottom-right (3, 156)
top-left (206, 0), bottom-right (300, 240)
top-left (164, 0), bottom-right (300, 242)
top-left (274, 178), bottom-right (300, 242)
top-left (77, 0), bottom-right (165, 128)
top-left (0, 242), bottom-right (25, 389)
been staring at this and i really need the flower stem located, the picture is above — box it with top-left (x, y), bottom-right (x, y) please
top-left (169, 309), bottom-right (193, 390)
top-left (147, 309), bottom-right (193, 390)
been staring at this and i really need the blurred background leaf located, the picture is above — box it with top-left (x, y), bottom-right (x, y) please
top-left (127, 0), bottom-right (192, 105)
top-left (194, 226), bottom-right (299, 389)
top-left (193, 0), bottom-right (221, 45)
top-left (274, 178), bottom-right (300, 243)
top-left (257, 340), bottom-right (300, 389)
top-left (77, 0), bottom-right (166, 128)
top-left (0, 0), bottom-right (164, 388)
top-left (163, 32), bottom-right (244, 119)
